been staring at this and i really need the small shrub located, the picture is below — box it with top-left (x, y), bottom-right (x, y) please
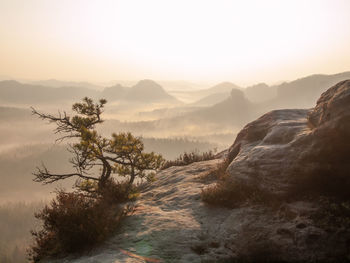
top-left (75, 178), bottom-right (139, 204)
top-left (201, 159), bottom-right (273, 208)
top-left (97, 179), bottom-right (135, 204)
top-left (210, 158), bottom-right (231, 180)
top-left (161, 149), bottom-right (216, 170)
top-left (202, 177), bottom-right (263, 208)
top-left (28, 189), bottom-right (130, 262)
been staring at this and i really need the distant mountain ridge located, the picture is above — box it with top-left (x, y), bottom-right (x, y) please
top-left (192, 82), bottom-right (240, 97)
top-left (244, 83), bottom-right (277, 102)
top-left (1, 71), bottom-right (350, 113)
top-left (144, 72), bottom-right (350, 135)
top-left (0, 79), bottom-right (180, 105)
top-left (191, 92), bottom-right (231, 107)
top-left (186, 88), bottom-right (253, 125)
top-left (0, 80), bottom-right (98, 104)
top-left (273, 71), bottom-right (350, 108)
top-left (105, 79), bottom-right (180, 103)
top-left (29, 79), bottom-right (102, 90)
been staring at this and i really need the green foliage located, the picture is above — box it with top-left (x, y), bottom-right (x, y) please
top-left (161, 149), bottom-right (216, 170)
top-left (110, 132), bottom-right (164, 184)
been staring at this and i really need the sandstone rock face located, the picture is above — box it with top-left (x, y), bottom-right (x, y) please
top-left (47, 160), bottom-right (331, 263)
top-left (307, 80), bottom-right (350, 166)
top-left (308, 80), bottom-right (350, 128)
top-left (227, 108), bottom-right (311, 195)
top-left (227, 80), bottom-right (350, 196)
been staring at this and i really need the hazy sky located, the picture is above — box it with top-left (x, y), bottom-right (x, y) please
top-left (1, 0), bottom-right (350, 85)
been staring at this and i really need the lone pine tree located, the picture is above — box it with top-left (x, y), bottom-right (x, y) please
top-left (31, 97), bottom-right (164, 196)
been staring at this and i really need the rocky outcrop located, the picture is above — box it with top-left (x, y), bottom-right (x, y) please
top-left (307, 79), bottom-right (350, 128)
top-left (48, 81), bottom-right (350, 262)
top-left (48, 160), bottom-right (228, 263)
top-left (227, 80), bottom-right (350, 196)
top-left (48, 160), bottom-right (333, 263)
top-left (226, 108), bottom-right (310, 196)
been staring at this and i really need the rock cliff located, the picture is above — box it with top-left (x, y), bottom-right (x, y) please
top-left (50, 81), bottom-right (350, 262)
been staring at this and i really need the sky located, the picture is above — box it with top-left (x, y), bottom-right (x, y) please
top-left (1, 0), bottom-right (350, 86)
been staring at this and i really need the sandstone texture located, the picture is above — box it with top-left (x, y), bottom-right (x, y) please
top-left (227, 80), bottom-right (350, 196)
top-left (49, 160), bottom-right (334, 263)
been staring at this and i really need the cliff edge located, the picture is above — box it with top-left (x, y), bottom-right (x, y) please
top-left (50, 80), bottom-right (350, 262)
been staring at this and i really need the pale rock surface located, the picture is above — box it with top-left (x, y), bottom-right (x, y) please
top-left (49, 159), bottom-right (329, 262)
top-left (227, 108), bottom-right (311, 196)
top-left (227, 79), bottom-right (350, 196)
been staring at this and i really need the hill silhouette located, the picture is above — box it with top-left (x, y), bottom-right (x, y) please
top-left (191, 82), bottom-right (240, 99)
top-left (191, 92), bottom-right (230, 107)
top-left (0, 80), bottom-right (98, 104)
top-left (186, 88), bottom-right (253, 125)
top-left (244, 82), bottom-right (277, 102)
top-left (273, 71), bottom-right (350, 108)
top-left (124, 79), bottom-right (180, 103)
top-left (101, 84), bottom-right (127, 101)
top-left (0, 79), bottom-right (180, 105)
top-left (30, 79), bottom-right (102, 90)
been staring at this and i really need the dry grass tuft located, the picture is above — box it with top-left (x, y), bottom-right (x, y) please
top-left (161, 150), bottom-right (216, 170)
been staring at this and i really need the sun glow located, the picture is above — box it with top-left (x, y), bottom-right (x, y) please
top-left (1, 0), bottom-right (350, 84)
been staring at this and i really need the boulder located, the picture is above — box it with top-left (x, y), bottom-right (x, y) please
top-left (226, 80), bottom-right (350, 196)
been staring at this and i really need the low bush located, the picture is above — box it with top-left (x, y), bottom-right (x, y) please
top-left (97, 179), bottom-right (137, 204)
top-left (201, 158), bottom-right (273, 208)
top-left (161, 149), bottom-right (216, 170)
top-left (28, 186), bottom-right (131, 262)
top-left (209, 158), bottom-right (231, 179)
top-left (201, 177), bottom-right (271, 208)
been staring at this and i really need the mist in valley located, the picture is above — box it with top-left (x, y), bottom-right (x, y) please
top-left (1, 71), bottom-right (350, 261)
top-left (2, 72), bottom-right (350, 202)
top-left (1, 0), bottom-right (350, 261)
